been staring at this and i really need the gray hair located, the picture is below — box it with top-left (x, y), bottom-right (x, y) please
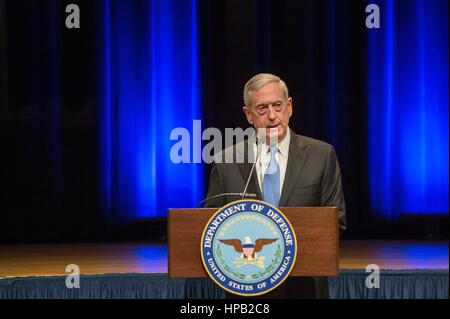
top-left (243, 73), bottom-right (289, 107)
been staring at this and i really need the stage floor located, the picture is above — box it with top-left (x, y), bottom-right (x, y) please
top-left (0, 240), bottom-right (448, 278)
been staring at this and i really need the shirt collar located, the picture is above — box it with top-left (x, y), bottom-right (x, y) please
top-left (257, 128), bottom-right (290, 159)
top-left (277, 128), bottom-right (290, 158)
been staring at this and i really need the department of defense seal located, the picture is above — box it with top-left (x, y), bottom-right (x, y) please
top-left (200, 199), bottom-right (298, 296)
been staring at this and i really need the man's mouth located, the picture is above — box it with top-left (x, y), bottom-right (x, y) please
top-left (267, 124), bottom-right (279, 129)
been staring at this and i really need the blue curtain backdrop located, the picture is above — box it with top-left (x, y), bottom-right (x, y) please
top-left (0, 0), bottom-right (448, 242)
top-left (97, 0), bottom-right (203, 220)
top-left (367, 0), bottom-right (449, 219)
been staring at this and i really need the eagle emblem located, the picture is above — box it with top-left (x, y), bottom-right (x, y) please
top-left (219, 236), bottom-right (278, 263)
top-left (201, 200), bottom-right (297, 296)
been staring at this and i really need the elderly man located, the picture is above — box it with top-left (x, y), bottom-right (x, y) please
top-left (205, 73), bottom-right (346, 298)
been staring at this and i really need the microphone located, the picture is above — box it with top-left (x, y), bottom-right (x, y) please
top-left (194, 192), bottom-right (257, 208)
top-left (242, 133), bottom-right (261, 200)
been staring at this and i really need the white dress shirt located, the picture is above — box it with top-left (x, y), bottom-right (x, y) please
top-left (253, 129), bottom-right (290, 198)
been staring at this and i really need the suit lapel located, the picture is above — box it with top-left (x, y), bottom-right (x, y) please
top-left (279, 132), bottom-right (308, 207)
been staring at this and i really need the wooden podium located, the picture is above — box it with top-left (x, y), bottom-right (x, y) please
top-left (168, 207), bottom-right (339, 278)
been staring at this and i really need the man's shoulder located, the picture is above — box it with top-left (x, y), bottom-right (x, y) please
top-left (291, 132), bottom-right (336, 154)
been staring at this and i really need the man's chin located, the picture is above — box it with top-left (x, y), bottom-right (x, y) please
top-left (265, 129), bottom-right (285, 145)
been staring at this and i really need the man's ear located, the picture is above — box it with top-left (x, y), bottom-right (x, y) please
top-left (243, 106), bottom-right (253, 125)
top-left (287, 97), bottom-right (293, 118)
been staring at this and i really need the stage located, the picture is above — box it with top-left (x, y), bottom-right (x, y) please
top-left (0, 240), bottom-right (448, 299)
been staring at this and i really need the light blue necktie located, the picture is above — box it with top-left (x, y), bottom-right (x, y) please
top-left (263, 146), bottom-right (280, 207)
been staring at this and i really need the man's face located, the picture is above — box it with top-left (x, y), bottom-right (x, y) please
top-left (243, 82), bottom-right (293, 144)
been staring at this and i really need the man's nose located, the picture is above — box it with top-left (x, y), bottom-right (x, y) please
top-left (267, 106), bottom-right (277, 120)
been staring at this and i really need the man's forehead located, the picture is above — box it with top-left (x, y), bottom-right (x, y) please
top-left (248, 82), bottom-right (284, 104)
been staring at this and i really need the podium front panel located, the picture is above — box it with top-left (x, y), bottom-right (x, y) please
top-left (168, 207), bottom-right (339, 278)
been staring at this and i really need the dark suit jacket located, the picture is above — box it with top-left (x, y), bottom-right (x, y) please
top-left (205, 129), bottom-right (347, 298)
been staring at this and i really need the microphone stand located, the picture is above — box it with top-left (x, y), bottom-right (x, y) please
top-left (242, 135), bottom-right (260, 200)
